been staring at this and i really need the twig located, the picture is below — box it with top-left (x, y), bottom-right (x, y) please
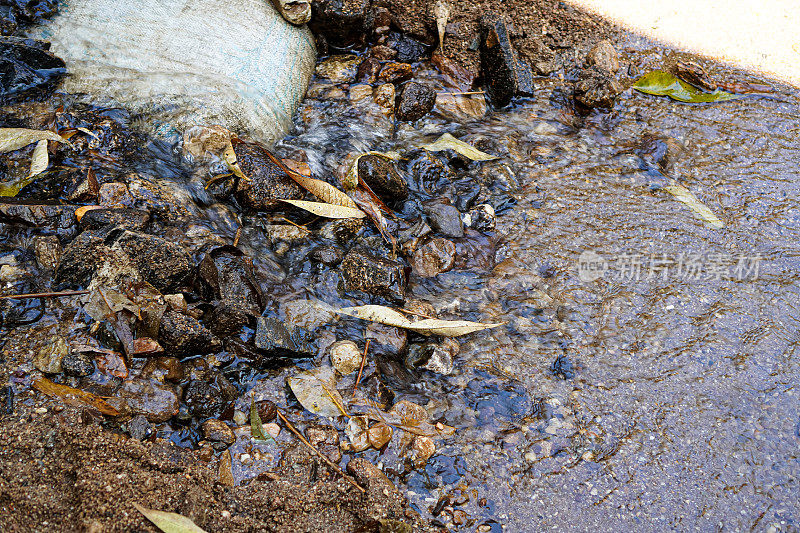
top-left (0, 290), bottom-right (89, 300)
top-left (437, 90), bottom-right (486, 96)
top-left (233, 227), bottom-right (242, 247)
top-left (276, 410), bottom-right (365, 493)
top-left (352, 340), bottom-right (370, 399)
top-left (277, 217), bottom-right (311, 233)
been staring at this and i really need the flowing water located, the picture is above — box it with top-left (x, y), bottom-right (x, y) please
top-left (2, 37), bottom-right (800, 532)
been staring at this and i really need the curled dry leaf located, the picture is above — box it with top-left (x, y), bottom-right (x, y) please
top-left (223, 142), bottom-right (248, 181)
top-left (434, 0), bottom-right (450, 50)
top-left (75, 205), bottom-right (103, 221)
top-left (663, 184), bottom-right (724, 229)
top-left (32, 378), bottom-right (120, 416)
top-left (132, 502), bottom-right (208, 533)
top-left (288, 367), bottom-right (349, 417)
top-left (183, 124), bottom-right (232, 159)
top-left (336, 304), bottom-right (504, 337)
top-left (28, 140), bottom-right (48, 178)
top-left (422, 133), bottom-right (498, 161)
top-left (0, 128), bottom-right (69, 153)
top-left (280, 199), bottom-right (365, 219)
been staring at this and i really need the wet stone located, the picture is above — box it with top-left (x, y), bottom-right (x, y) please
top-left (308, 0), bottom-right (371, 47)
top-left (98, 182), bottom-right (134, 208)
top-left (110, 230), bottom-right (192, 293)
top-left (0, 36), bottom-right (65, 98)
top-left (309, 245), bottom-right (342, 267)
top-left (115, 378), bottom-right (180, 423)
top-left (305, 424), bottom-right (342, 463)
top-left (0, 292), bottom-right (43, 327)
top-left (340, 249), bottom-right (407, 303)
top-left (356, 56), bottom-right (382, 83)
top-left (463, 203), bottom-right (496, 232)
top-left (378, 62), bottom-right (413, 84)
top-left (424, 201), bottom-right (464, 238)
top-left (199, 246), bottom-right (264, 336)
top-left (233, 142), bottom-right (305, 211)
top-left (183, 374), bottom-right (236, 419)
top-left (574, 66), bottom-right (623, 109)
top-left (410, 237), bottom-right (456, 278)
top-left (328, 340), bottom-right (362, 375)
top-left (202, 419), bottom-right (235, 447)
top-left (32, 235), bottom-right (60, 271)
top-left (587, 39), bottom-right (619, 74)
top-left (254, 316), bottom-right (313, 358)
top-left (33, 335), bottom-right (68, 374)
top-left (78, 208), bottom-right (150, 231)
top-left (0, 201), bottom-right (77, 236)
top-left (365, 322), bottom-right (407, 357)
top-left (357, 154), bottom-right (409, 204)
top-left (406, 338), bottom-right (458, 375)
top-left (387, 33), bottom-right (429, 63)
top-left (396, 81), bottom-right (436, 122)
top-left (551, 353), bottom-right (574, 379)
top-left (373, 83), bottom-right (396, 114)
top-left (315, 54), bottom-right (363, 83)
top-left (518, 37), bottom-right (557, 75)
top-left (369, 44), bottom-right (397, 61)
top-left (127, 414), bottom-right (152, 441)
top-left (480, 14), bottom-right (534, 107)
top-left (61, 349), bottom-right (95, 377)
top-left (256, 400), bottom-right (277, 422)
top-left (158, 309), bottom-right (222, 358)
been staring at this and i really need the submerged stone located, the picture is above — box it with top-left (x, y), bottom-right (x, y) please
top-left (340, 249), bottom-right (407, 303)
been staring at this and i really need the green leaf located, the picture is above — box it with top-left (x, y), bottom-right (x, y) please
top-left (632, 71), bottom-right (743, 103)
top-left (0, 175), bottom-right (38, 197)
top-left (663, 184), bottom-right (724, 229)
top-left (250, 398), bottom-right (275, 443)
top-left (132, 502), bottom-right (208, 533)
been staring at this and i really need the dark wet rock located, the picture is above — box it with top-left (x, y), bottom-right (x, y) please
top-left (32, 235), bottom-right (60, 271)
top-left (378, 62), bottom-right (413, 84)
top-left (158, 309), bottom-right (222, 358)
top-left (318, 217), bottom-right (365, 244)
top-left (183, 373), bottom-right (236, 419)
top-left (0, 292), bottom-right (43, 327)
top-left (409, 237), bottom-right (456, 278)
top-left (0, 36), bottom-right (65, 98)
top-left (202, 419), bottom-right (235, 448)
top-left (254, 316), bottom-right (313, 358)
top-left (306, 424), bottom-right (342, 463)
top-left (406, 338), bottom-right (458, 375)
top-left (358, 154), bottom-right (409, 204)
top-left (636, 134), bottom-right (686, 176)
top-left (309, 0), bottom-right (371, 47)
top-left (463, 203), bottom-right (496, 232)
top-left (356, 56), bottom-right (382, 83)
top-left (315, 54), bottom-right (363, 83)
top-left (407, 151), bottom-right (455, 190)
top-left (61, 349), bottom-right (95, 377)
top-left (587, 39), bottom-right (619, 74)
top-left (141, 356), bottom-right (184, 382)
top-left (340, 249), bottom-right (407, 303)
top-left (517, 38), bottom-right (557, 75)
top-left (127, 414), bottom-right (152, 441)
top-left (480, 14), bottom-right (534, 107)
top-left (397, 219), bottom-right (431, 257)
top-left (0, 2), bottom-right (57, 36)
top-left (0, 201), bottom-right (76, 236)
top-left (386, 32), bottom-right (430, 63)
top-left (369, 44), bottom-right (397, 61)
top-left (233, 142), bottom-right (305, 211)
top-left (574, 66), bottom-right (623, 109)
top-left (199, 246), bottom-right (265, 336)
top-left (309, 245), bottom-right (342, 267)
top-left (114, 378), bottom-right (180, 423)
top-left (0, 385), bottom-right (12, 415)
top-left (423, 200), bottom-right (464, 238)
top-left (347, 457), bottom-right (405, 505)
top-left (256, 400), bottom-right (277, 422)
top-left (365, 322), bottom-right (407, 357)
top-left (78, 208), bottom-right (150, 232)
top-left (110, 230), bottom-right (192, 292)
top-left (33, 336), bottom-right (68, 374)
top-left (551, 353), bottom-right (574, 379)
top-left (395, 81), bottom-right (436, 122)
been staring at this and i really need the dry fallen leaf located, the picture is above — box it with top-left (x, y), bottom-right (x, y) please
top-left (74, 205), bottom-right (103, 221)
top-left (288, 367), bottom-right (349, 417)
top-left (336, 304), bottom-right (504, 337)
top-left (663, 184), bottom-right (724, 229)
top-left (422, 133), bottom-right (498, 161)
top-left (32, 378), bottom-right (120, 416)
top-left (280, 199), bottom-right (366, 219)
top-left (434, 0), bottom-right (450, 50)
top-left (0, 128), bottom-right (69, 153)
top-left (223, 142), bottom-right (248, 181)
top-left (27, 140), bottom-right (49, 177)
top-left (132, 502), bottom-right (209, 533)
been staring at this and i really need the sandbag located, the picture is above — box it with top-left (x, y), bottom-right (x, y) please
top-left (32, 0), bottom-right (317, 144)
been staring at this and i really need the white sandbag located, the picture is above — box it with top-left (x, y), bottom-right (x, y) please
top-left (32, 0), bottom-right (317, 144)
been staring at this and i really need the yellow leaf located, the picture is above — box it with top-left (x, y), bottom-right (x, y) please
top-left (336, 305), bottom-right (505, 337)
top-left (422, 133), bottom-right (497, 161)
top-left (663, 184), bottom-right (724, 229)
top-left (132, 502), bottom-right (208, 533)
top-left (0, 128), bottom-right (68, 153)
top-left (75, 205), bottom-right (104, 221)
top-left (280, 199), bottom-right (365, 219)
top-left (342, 151), bottom-right (402, 190)
top-left (28, 140), bottom-right (49, 178)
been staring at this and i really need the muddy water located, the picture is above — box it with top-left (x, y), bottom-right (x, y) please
top-left (3, 43), bottom-right (800, 532)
